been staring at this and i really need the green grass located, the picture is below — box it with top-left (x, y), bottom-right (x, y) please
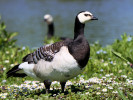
top-left (0, 18), bottom-right (133, 99)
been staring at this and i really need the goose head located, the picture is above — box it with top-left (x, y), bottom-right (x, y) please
top-left (44, 14), bottom-right (53, 24)
top-left (77, 11), bottom-right (98, 24)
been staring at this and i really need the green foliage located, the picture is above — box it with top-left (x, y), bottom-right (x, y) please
top-left (0, 18), bottom-right (18, 48)
top-left (84, 33), bottom-right (133, 78)
top-left (112, 33), bottom-right (133, 60)
top-left (0, 17), bottom-right (31, 84)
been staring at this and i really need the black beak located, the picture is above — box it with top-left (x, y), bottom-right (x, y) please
top-left (44, 19), bottom-right (47, 21)
top-left (91, 16), bottom-right (98, 20)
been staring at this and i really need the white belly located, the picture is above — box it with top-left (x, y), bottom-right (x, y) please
top-left (33, 46), bottom-right (84, 82)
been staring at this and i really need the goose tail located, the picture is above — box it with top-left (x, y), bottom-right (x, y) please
top-left (6, 64), bottom-right (27, 78)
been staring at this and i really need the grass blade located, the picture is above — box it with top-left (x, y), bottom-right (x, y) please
top-left (112, 50), bottom-right (129, 62)
top-left (117, 89), bottom-right (127, 100)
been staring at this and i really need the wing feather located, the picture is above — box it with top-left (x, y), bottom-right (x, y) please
top-left (23, 41), bottom-right (65, 64)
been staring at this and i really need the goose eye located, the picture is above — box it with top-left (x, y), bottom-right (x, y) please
top-left (84, 14), bottom-right (89, 16)
top-left (84, 14), bottom-right (91, 17)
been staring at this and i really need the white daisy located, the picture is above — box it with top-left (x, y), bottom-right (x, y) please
top-left (102, 88), bottom-right (107, 92)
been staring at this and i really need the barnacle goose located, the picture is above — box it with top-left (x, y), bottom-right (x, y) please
top-left (44, 14), bottom-right (67, 40)
top-left (44, 14), bottom-right (54, 38)
top-left (7, 11), bottom-right (98, 93)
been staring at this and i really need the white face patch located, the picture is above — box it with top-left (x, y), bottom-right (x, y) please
top-left (77, 11), bottom-right (93, 23)
top-left (44, 14), bottom-right (53, 24)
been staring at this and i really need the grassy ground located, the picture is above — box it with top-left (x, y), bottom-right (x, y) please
top-left (0, 18), bottom-right (133, 99)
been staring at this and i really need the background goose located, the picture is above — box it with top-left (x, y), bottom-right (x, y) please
top-left (44, 14), bottom-right (54, 39)
top-left (7, 11), bottom-right (98, 93)
top-left (44, 14), bottom-right (67, 40)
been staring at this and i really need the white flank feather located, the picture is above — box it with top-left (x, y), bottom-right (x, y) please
top-left (19, 62), bottom-right (39, 80)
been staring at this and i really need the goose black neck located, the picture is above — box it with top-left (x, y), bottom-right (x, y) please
top-left (48, 23), bottom-right (54, 38)
top-left (74, 17), bottom-right (85, 40)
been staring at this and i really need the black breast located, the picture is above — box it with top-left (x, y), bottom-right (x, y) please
top-left (68, 36), bottom-right (90, 68)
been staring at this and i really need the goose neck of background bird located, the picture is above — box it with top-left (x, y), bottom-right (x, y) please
top-left (74, 17), bottom-right (85, 40)
top-left (48, 23), bottom-right (54, 37)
